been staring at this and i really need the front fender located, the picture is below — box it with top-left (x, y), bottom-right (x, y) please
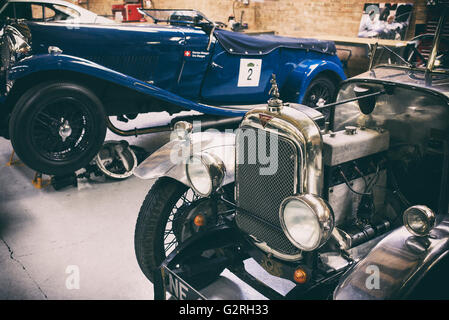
top-left (333, 215), bottom-right (449, 300)
top-left (8, 54), bottom-right (248, 117)
top-left (284, 58), bottom-right (346, 103)
top-left (134, 131), bottom-right (235, 186)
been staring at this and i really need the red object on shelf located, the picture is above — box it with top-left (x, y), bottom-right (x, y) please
top-left (112, 3), bottom-right (144, 22)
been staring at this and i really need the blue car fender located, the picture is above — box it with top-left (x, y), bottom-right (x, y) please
top-left (134, 131), bottom-right (236, 187)
top-left (7, 53), bottom-right (248, 117)
top-left (283, 59), bottom-right (346, 104)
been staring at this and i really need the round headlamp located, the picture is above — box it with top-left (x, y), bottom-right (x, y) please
top-left (185, 152), bottom-right (225, 197)
top-left (279, 194), bottom-right (334, 251)
top-left (403, 205), bottom-right (435, 237)
top-left (173, 121), bottom-right (193, 140)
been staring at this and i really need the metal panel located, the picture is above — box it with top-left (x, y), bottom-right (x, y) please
top-left (323, 128), bottom-right (389, 167)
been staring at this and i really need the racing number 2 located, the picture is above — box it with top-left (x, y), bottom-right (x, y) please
top-left (238, 58), bottom-right (262, 87)
top-left (247, 68), bottom-right (253, 80)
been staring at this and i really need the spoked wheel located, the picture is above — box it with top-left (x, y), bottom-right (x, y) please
top-left (134, 177), bottom-right (226, 289)
top-left (302, 76), bottom-right (336, 121)
top-left (163, 187), bottom-right (202, 256)
top-left (9, 82), bottom-right (106, 176)
top-left (32, 99), bottom-right (93, 161)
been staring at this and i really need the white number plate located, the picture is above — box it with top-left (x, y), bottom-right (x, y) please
top-left (237, 58), bottom-right (262, 87)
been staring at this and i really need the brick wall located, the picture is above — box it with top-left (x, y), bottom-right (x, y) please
top-left (73, 0), bottom-right (122, 17)
top-left (82, 0), bottom-right (428, 39)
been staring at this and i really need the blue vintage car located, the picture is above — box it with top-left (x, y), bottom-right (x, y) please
top-left (0, 9), bottom-right (345, 175)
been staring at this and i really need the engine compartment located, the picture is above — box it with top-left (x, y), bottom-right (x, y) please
top-left (324, 81), bottom-right (449, 251)
top-left (234, 79), bottom-right (449, 270)
top-left (323, 127), bottom-right (391, 249)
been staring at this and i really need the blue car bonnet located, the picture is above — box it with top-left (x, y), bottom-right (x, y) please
top-left (214, 29), bottom-right (337, 56)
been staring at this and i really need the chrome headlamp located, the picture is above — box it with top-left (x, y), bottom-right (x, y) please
top-left (185, 152), bottom-right (225, 197)
top-left (173, 121), bottom-right (193, 140)
top-left (279, 194), bottom-right (334, 251)
top-left (403, 205), bottom-right (436, 237)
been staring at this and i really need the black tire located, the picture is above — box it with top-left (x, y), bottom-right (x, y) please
top-left (9, 81), bottom-right (106, 176)
top-left (134, 177), bottom-right (223, 288)
top-left (302, 76), bottom-right (336, 120)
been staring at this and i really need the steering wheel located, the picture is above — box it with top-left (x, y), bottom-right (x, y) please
top-left (405, 33), bottom-right (449, 68)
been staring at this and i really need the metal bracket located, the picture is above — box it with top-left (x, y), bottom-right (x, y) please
top-left (32, 172), bottom-right (51, 189)
top-left (6, 150), bottom-right (22, 166)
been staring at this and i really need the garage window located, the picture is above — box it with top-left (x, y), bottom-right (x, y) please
top-left (30, 4), bottom-right (44, 20)
top-left (37, 4), bottom-right (83, 22)
top-left (10, 3), bottom-right (44, 21)
top-left (44, 6), bottom-right (56, 20)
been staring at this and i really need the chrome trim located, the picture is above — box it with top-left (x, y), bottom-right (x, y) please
top-left (279, 194), bottom-right (335, 251)
top-left (48, 46), bottom-right (63, 55)
top-left (173, 121), bottom-right (193, 141)
top-left (185, 152), bottom-right (226, 197)
top-left (134, 131), bottom-right (235, 187)
top-left (241, 105), bottom-right (323, 196)
top-left (207, 24), bottom-right (216, 51)
top-left (58, 119), bottom-right (72, 142)
top-left (95, 141), bottom-right (138, 180)
top-left (235, 104), bottom-right (323, 260)
top-left (4, 24), bottom-right (31, 56)
top-left (235, 128), bottom-right (301, 260)
top-left (403, 205), bottom-right (436, 237)
top-left (253, 240), bottom-right (303, 262)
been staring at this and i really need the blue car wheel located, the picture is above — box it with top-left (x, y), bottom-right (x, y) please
top-left (302, 76), bottom-right (336, 120)
top-left (9, 81), bottom-right (107, 176)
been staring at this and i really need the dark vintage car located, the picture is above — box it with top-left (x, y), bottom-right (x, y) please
top-left (132, 4), bottom-right (449, 299)
top-left (0, 9), bottom-right (345, 176)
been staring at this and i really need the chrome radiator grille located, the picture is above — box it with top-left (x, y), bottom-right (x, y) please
top-left (235, 127), bottom-right (300, 256)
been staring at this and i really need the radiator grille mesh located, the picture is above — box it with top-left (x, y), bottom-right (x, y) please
top-left (235, 127), bottom-right (300, 256)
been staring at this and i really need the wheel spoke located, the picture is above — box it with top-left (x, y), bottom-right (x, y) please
top-left (160, 189), bottom-right (203, 256)
top-left (164, 231), bottom-right (173, 241)
top-left (34, 116), bottom-right (53, 129)
top-left (37, 111), bottom-right (59, 124)
top-left (164, 239), bottom-right (177, 252)
top-left (30, 99), bottom-right (94, 161)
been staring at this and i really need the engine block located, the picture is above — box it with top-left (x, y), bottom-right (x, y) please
top-left (323, 127), bottom-right (390, 227)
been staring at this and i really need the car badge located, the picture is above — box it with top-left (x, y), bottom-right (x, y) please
top-left (259, 114), bottom-right (273, 128)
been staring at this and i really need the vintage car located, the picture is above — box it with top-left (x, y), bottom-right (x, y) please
top-left (0, 9), bottom-right (345, 176)
top-left (132, 5), bottom-right (449, 299)
top-left (0, 0), bottom-right (114, 24)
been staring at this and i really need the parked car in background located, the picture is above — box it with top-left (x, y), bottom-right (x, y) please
top-left (0, 0), bottom-right (114, 24)
top-left (0, 9), bottom-right (345, 176)
top-left (132, 3), bottom-right (449, 300)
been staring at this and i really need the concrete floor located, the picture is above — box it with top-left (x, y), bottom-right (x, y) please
top-left (0, 112), bottom-right (296, 300)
